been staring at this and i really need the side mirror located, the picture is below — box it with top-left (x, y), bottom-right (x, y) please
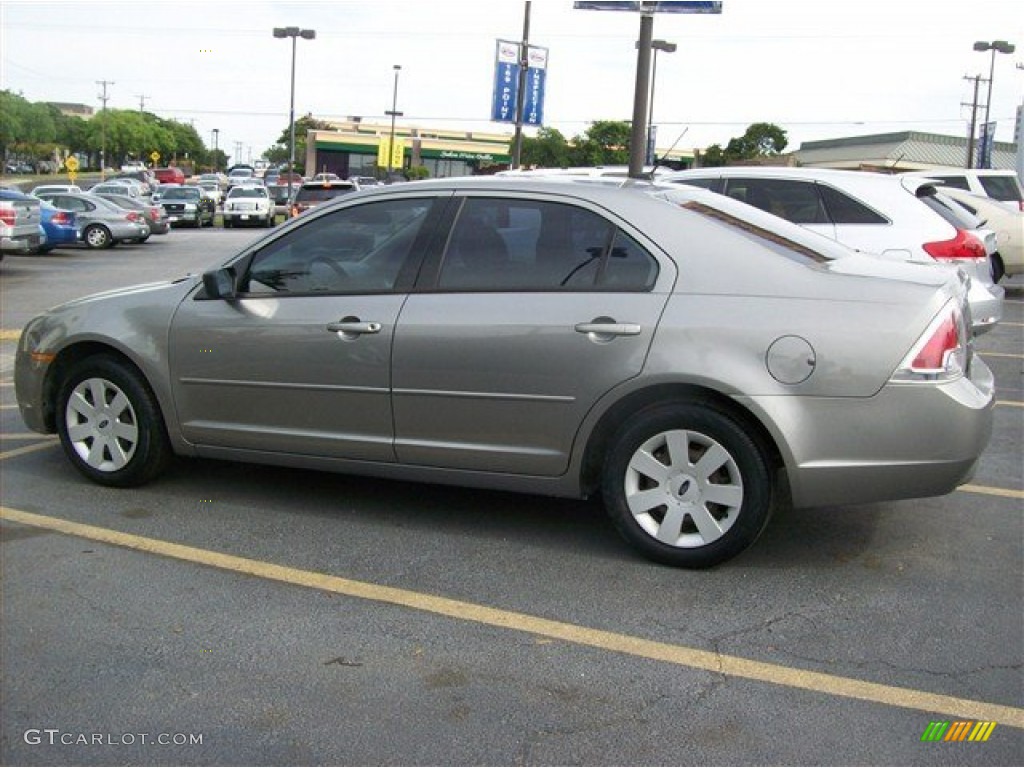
top-left (201, 268), bottom-right (237, 299)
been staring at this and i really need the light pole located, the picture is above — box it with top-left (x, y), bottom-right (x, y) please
top-left (386, 64), bottom-right (403, 179)
top-left (646, 39), bottom-right (676, 165)
top-left (273, 26), bottom-right (316, 183)
top-left (211, 128), bottom-right (219, 172)
top-left (973, 39), bottom-right (1015, 168)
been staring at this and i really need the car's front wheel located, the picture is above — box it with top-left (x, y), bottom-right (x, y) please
top-left (601, 403), bottom-right (773, 568)
top-left (56, 356), bottom-right (172, 487)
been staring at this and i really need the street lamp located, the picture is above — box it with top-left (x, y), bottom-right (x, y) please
top-left (647, 39), bottom-right (676, 164)
top-left (386, 64), bottom-right (403, 179)
top-left (211, 128), bottom-right (219, 172)
top-left (973, 39), bottom-right (1015, 168)
top-left (273, 26), bottom-right (316, 183)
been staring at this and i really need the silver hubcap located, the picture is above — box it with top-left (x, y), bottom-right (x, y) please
top-left (87, 229), bottom-right (106, 246)
top-left (65, 377), bottom-right (138, 472)
top-left (625, 429), bottom-right (743, 549)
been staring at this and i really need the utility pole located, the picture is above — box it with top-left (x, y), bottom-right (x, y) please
top-left (962, 74), bottom-right (985, 169)
top-left (96, 80), bottom-right (114, 178)
top-left (511, 0), bottom-right (531, 170)
top-left (136, 94), bottom-right (148, 112)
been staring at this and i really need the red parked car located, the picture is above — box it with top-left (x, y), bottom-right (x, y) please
top-left (153, 167), bottom-right (186, 186)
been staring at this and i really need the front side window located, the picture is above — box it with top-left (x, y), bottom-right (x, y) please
top-left (237, 198), bottom-right (434, 295)
top-left (437, 198), bottom-right (658, 292)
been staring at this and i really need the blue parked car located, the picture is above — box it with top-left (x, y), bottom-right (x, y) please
top-left (35, 200), bottom-right (78, 253)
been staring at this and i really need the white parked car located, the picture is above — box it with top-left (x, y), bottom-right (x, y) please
top-left (222, 185), bottom-right (274, 228)
top-left (30, 184), bottom-right (82, 196)
top-left (901, 169), bottom-right (1023, 212)
top-left (938, 186), bottom-right (1024, 280)
top-left (662, 167), bottom-right (1004, 333)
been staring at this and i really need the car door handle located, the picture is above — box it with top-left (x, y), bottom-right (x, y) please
top-left (574, 322), bottom-right (641, 337)
top-left (326, 321), bottom-right (382, 335)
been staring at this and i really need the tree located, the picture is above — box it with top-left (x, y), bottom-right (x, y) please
top-left (569, 120), bottom-right (631, 166)
top-left (520, 127), bottom-right (572, 168)
top-left (700, 122), bottom-right (788, 167)
top-left (268, 115), bottom-right (334, 172)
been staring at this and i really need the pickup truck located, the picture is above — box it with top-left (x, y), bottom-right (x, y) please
top-left (0, 189), bottom-right (42, 259)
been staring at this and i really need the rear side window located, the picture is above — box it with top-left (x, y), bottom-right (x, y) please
top-left (670, 177), bottom-right (717, 190)
top-left (920, 193), bottom-right (981, 230)
top-left (978, 175), bottom-right (1024, 202)
top-left (722, 178), bottom-right (828, 224)
top-left (818, 184), bottom-right (889, 224)
top-left (438, 198), bottom-right (657, 292)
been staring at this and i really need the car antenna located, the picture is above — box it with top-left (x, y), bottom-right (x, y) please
top-left (649, 127), bottom-right (688, 178)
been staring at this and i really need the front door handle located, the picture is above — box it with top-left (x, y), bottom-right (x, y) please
top-left (574, 322), bottom-right (641, 337)
top-left (326, 320), bottom-right (382, 338)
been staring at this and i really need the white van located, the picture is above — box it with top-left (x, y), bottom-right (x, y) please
top-left (901, 169), bottom-right (1023, 212)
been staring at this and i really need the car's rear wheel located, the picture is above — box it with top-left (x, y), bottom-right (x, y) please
top-left (83, 224), bottom-right (112, 249)
top-left (56, 356), bottom-right (172, 487)
top-left (601, 403), bottom-right (773, 568)
top-left (223, 217), bottom-right (232, 228)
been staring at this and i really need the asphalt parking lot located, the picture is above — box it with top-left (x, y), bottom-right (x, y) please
top-left (1, 229), bottom-right (1021, 765)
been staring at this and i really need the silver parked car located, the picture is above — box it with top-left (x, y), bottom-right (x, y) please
top-left (31, 191), bottom-right (150, 248)
top-left (14, 179), bottom-right (994, 567)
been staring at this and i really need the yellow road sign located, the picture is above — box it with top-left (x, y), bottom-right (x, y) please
top-left (150, 151), bottom-right (160, 163)
top-left (64, 156), bottom-right (80, 172)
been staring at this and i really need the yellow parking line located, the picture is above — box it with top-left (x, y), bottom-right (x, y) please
top-left (0, 433), bottom-right (51, 440)
top-left (996, 401), bottom-right (1024, 408)
top-left (0, 404), bottom-right (19, 410)
top-left (958, 484), bottom-right (1024, 500)
top-left (0, 439), bottom-right (58, 461)
top-left (0, 329), bottom-right (21, 341)
top-left (978, 351), bottom-right (1024, 359)
top-left (1, 504), bottom-right (1021, 729)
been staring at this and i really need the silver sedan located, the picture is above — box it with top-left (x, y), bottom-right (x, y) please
top-left (30, 191), bottom-right (150, 248)
top-left (14, 179), bottom-right (994, 567)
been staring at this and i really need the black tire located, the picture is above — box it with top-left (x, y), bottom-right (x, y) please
top-left (83, 224), bottom-right (113, 249)
top-left (601, 402), bottom-right (773, 568)
top-left (139, 235), bottom-right (150, 243)
top-left (56, 356), bottom-right (172, 487)
top-left (223, 217), bottom-right (232, 229)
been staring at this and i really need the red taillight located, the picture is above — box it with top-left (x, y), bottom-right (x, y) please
top-left (922, 229), bottom-right (986, 260)
top-left (0, 209), bottom-right (15, 226)
top-left (910, 313), bottom-right (960, 372)
top-left (150, 207), bottom-right (160, 218)
top-left (125, 211), bottom-right (140, 222)
top-left (892, 302), bottom-right (967, 382)
top-left (52, 212), bottom-right (71, 225)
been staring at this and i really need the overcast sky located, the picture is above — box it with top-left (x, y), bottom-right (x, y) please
top-left (2, 0), bottom-right (1022, 164)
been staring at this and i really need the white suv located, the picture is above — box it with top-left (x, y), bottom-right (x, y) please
top-left (222, 185), bottom-right (275, 228)
top-left (662, 167), bottom-right (1004, 333)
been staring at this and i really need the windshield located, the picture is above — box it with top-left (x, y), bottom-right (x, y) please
top-left (162, 189), bottom-right (200, 200)
top-left (229, 188), bottom-right (266, 198)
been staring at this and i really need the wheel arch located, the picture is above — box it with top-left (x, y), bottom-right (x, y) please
top-left (41, 342), bottom-right (160, 433)
top-left (579, 383), bottom-right (786, 498)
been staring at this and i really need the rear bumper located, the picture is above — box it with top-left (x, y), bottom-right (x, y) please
top-left (2, 233), bottom-right (40, 253)
top-left (744, 357), bottom-right (996, 508)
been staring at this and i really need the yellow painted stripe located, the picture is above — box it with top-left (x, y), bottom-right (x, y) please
top-left (995, 401), bottom-right (1024, 408)
top-left (0, 432), bottom-right (53, 440)
top-left (1, 504), bottom-right (1022, 729)
top-left (997, 321), bottom-right (1024, 327)
top-left (0, 329), bottom-right (21, 341)
top-left (979, 721), bottom-right (997, 741)
top-left (0, 404), bottom-right (20, 410)
top-left (978, 351), bottom-right (1024, 359)
top-left (958, 484), bottom-right (1024, 500)
top-left (0, 439), bottom-right (58, 460)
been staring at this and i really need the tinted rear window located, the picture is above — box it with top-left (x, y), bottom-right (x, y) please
top-left (979, 175), bottom-right (1023, 202)
top-left (296, 186), bottom-right (355, 202)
